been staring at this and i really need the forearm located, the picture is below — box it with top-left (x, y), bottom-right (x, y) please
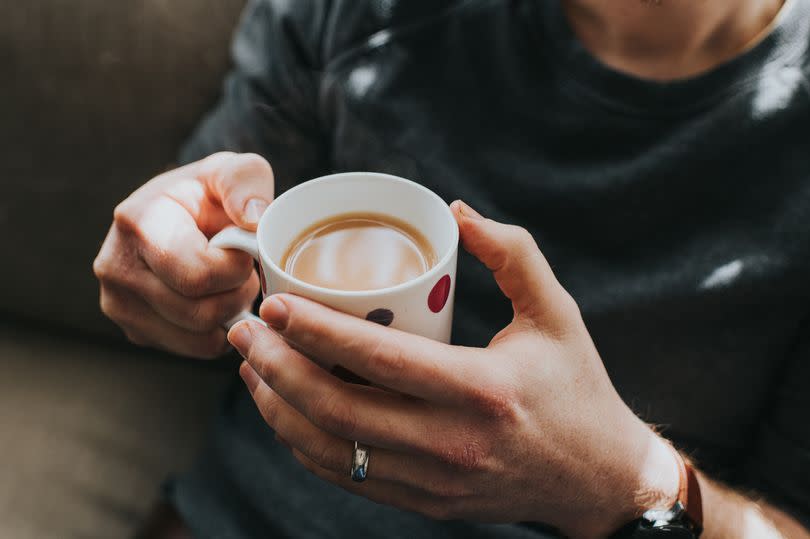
top-left (698, 471), bottom-right (810, 539)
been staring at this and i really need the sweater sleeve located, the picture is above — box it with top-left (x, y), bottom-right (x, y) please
top-left (179, 0), bottom-right (332, 193)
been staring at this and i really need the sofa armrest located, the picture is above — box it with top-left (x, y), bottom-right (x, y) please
top-left (0, 0), bottom-right (246, 337)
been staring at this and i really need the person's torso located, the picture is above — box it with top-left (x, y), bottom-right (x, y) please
top-left (310, 0), bottom-right (810, 480)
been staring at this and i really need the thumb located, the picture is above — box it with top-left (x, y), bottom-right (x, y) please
top-left (451, 200), bottom-right (574, 328)
top-left (197, 152), bottom-right (276, 230)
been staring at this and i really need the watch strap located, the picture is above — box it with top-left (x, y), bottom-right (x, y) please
top-left (671, 445), bottom-right (703, 534)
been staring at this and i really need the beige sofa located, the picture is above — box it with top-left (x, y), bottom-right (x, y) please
top-left (0, 1), bottom-right (247, 536)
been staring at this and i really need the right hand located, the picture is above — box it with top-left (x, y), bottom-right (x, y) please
top-left (93, 152), bottom-right (275, 358)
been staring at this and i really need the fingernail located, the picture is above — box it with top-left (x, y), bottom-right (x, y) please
top-left (457, 200), bottom-right (484, 220)
top-left (244, 198), bottom-right (269, 225)
top-left (239, 360), bottom-right (261, 394)
top-left (261, 296), bottom-right (289, 330)
top-left (228, 321), bottom-right (253, 357)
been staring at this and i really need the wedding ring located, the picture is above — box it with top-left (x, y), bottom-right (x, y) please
top-left (351, 441), bottom-right (370, 482)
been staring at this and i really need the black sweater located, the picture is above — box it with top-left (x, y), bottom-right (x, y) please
top-left (173, 1), bottom-right (810, 536)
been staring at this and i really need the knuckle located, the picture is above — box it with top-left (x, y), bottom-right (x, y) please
top-left (99, 289), bottom-right (130, 325)
top-left (233, 152), bottom-right (273, 175)
top-left (308, 441), bottom-right (343, 472)
top-left (92, 255), bottom-right (109, 280)
top-left (257, 392), bottom-right (281, 426)
top-left (251, 347), bottom-right (279, 385)
top-left (184, 299), bottom-right (223, 332)
top-left (205, 151), bottom-right (237, 163)
top-left (507, 225), bottom-right (537, 252)
top-left (176, 266), bottom-right (215, 297)
top-left (185, 300), bottom-right (207, 328)
top-left (366, 336), bottom-right (407, 381)
top-left (312, 390), bottom-right (358, 438)
top-left (112, 200), bottom-right (140, 234)
top-left (93, 253), bottom-right (132, 287)
top-left (464, 383), bottom-right (519, 421)
top-left (98, 290), bottom-right (117, 318)
top-left (215, 153), bottom-right (275, 205)
top-left (285, 310), bottom-right (327, 348)
top-left (436, 439), bottom-right (488, 473)
top-left (217, 153), bottom-right (272, 189)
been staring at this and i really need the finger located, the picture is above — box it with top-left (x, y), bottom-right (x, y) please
top-left (116, 195), bottom-right (255, 297)
top-left (95, 222), bottom-right (257, 330)
top-left (100, 284), bottom-right (230, 359)
top-left (133, 163), bottom-right (233, 237)
top-left (241, 361), bottom-right (476, 498)
top-left (119, 266), bottom-right (260, 332)
top-left (229, 322), bottom-right (468, 453)
top-left (291, 448), bottom-right (463, 521)
top-left (150, 270), bottom-right (259, 332)
top-left (257, 294), bottom-right (490, 404)
top-left (450, 200), bottom-right (574, 327)
top-left (195, 152), bottom-right (275, 230)
top-left (94, 222), bottom-right (147, 286)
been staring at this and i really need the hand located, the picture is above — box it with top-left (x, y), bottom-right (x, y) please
top-left (228, 201), bottom-right (680, 538)
top-left (94, 152), bottom-right (273, 358)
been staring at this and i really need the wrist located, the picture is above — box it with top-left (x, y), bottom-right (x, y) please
top-left (566, 416), bottom-right (681, 539)
top-left (632, 432), bottom-right (682, 515)
top-left (606, 424), bottom-right (682, 537)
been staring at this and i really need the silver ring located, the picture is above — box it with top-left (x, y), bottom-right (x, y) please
top-left (351, 441), bottom-right (370, 482)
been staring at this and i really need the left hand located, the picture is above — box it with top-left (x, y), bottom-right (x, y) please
top-left (228, 201), bottom-right (679, 539)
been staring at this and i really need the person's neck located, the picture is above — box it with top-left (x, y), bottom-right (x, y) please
top-left (561, 0), bottom-right (786, 81)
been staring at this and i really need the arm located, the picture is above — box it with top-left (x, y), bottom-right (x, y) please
top-left (228, 200), bottom-right (810, 539)
top-left (95, 0), bottom-right (331, 357)
top-left (698, 475), bottom-right (810, 539)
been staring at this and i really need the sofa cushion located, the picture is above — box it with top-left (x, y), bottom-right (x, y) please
top-left (0, 0), bottom-right (246, 337)
top-left (0, 322), bottom-right (232, 538)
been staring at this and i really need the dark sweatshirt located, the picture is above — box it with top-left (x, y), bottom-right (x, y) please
top-left (172, 1), bottom-right (810, 536)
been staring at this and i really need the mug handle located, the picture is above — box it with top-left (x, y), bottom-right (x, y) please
top-left (209, 226), bottom-right (267, 329)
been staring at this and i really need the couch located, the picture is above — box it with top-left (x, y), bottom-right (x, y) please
top-left (0, 1), bottom-right (247, 536)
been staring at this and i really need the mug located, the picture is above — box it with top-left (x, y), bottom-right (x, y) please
top-left (210, 172), bottom-right (459, 343)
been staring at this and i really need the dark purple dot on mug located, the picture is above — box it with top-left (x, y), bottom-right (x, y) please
top-left (366, 308), bottom-right (394, 326)
top-left (428, 275), bottom-right (451, 313)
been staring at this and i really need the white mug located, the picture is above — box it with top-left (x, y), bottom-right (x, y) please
top-left (210, 172), bottom-right (459, 343)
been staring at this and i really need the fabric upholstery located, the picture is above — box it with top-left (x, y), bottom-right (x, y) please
top-left (0, 0), bottom-right (246, 337)
top-left (0, 3), bottom-right (246, 536)
top-left (0, 323), bottom-right (233, 538)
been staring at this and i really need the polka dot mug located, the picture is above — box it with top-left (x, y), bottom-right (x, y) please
top-left (210, 172), bottom-right (459, 343)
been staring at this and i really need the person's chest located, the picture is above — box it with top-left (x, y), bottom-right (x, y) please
top-left (316, 4), bottom-right (810, 464)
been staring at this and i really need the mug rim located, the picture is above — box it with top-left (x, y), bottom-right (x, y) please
top-left (256, 172), bottom-right (460, 298)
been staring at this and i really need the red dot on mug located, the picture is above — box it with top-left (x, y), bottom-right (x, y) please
top-left (428, 275), bottom-right (451, 313)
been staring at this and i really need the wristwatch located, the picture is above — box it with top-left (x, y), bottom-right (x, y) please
top-left (611, 446), bottom-right (704, 538)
